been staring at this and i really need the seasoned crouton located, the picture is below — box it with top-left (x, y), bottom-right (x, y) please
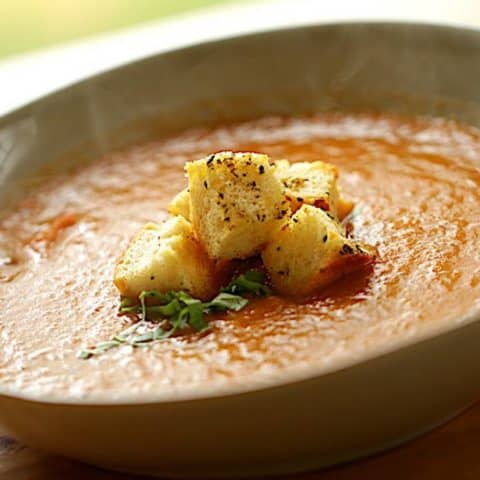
top-left (275, 159), bottom-right (339, 213)
top-left (114, 217), bottom-right (223, 300)
top-left (273, 160), bottom-right (353, 220)
top-left (168, 188), bottom-right (190, 221)
top-left (262, 205), bottom-right (376, 296)
top-left (186, 151), bottom-right (288, 260)
top-left (173, 158), bottom-right (354, 231)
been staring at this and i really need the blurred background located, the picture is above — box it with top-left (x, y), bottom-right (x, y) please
top-left (0, 0), bottom-right (243, 60)
top-left (2, 0), bottom-right (480, 61)
top-left (1, 0), bottom-right (480, 115)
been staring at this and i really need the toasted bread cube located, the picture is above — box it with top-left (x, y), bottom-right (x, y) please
top-left (186, 151), bottom-right (288, 260)
top-left (262, 205), bottom-right (376, 296)
top-left (168, 188), bottom-right (191, 221)
top-left (273, 159), bottom-right (355, 219)
top-left (174, 158), bottom-right (354, 229)
top-left (114, 217), bottom-right (222, 300)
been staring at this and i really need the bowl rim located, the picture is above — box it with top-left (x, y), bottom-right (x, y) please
top-left (2, 19), bottom-right (480, 126)
top-left (1, 20), bottom-right (479, 406)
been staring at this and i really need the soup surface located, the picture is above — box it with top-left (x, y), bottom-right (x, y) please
top-left (1, 113), bottom-right (479, 400)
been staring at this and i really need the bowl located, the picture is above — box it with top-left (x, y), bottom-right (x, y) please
top-left (1, 22), bottom-right (480, 477)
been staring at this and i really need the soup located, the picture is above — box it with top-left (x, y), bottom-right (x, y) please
top-left (0, 113), bottom-right (479, 400)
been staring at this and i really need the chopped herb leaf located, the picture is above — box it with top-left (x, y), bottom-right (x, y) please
top-left (187, 302), bottom-right (208, 331)
top-left (79, 271), bottom-right (270, 359)
top-left (208, 292), bottom-right (248, 312)
top-left (222, 270), bottom-right (271, 296)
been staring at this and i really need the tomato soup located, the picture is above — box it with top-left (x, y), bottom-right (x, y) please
top-left (0, 113), bottom-right (479, 399)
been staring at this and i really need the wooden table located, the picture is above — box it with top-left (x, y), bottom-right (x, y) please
top-left (1, 402), bottom-right (479, 479)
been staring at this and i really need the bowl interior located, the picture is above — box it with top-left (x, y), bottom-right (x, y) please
top-left (1, 23), bottom-right (480, 405)
top-left (1, 22), bottom-right (480, 209)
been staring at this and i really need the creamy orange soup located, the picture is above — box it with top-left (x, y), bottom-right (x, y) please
top-left (0, 114), bottom-right (479, 400)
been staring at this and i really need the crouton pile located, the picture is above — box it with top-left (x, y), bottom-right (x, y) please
top-left (114, 151), bottom-right (376, 299)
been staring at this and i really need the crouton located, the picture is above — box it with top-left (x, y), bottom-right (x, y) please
top-left (273, 160), bottom-right (353, 220)
top-left (172, 158), bottom-right (354, 229)
top-left (114, 217), bottom-right (223, 300)
top-left (168, 188), bottom-right (190, 221)
top-left (186, 151), bottom-right (288, 260)
top-left (262, 205), bottom-right (376, 296)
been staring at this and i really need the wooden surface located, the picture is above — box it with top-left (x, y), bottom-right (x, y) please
top-left (1, 402), bottom-right (479, 479)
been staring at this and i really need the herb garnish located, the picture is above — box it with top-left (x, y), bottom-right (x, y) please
top-left (222, 270), bottom-right (271, 296)
top-left (78, 270), bottom-right (270, 359)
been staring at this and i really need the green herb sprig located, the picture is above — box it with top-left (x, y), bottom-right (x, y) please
top-left (78, 270), bottom-right (270, 359)
top-left (222, 270), bottom-right (271, 296)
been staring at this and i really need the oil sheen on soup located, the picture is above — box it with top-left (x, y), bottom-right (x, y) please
top-left (0, 114), bottom-right (479, 400)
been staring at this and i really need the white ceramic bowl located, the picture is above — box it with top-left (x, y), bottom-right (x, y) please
top-left (1, 23), bottom-right (480, 477)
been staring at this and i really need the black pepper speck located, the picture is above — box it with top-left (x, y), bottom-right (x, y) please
top-left (340, 244), bottom-right (354, 255)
